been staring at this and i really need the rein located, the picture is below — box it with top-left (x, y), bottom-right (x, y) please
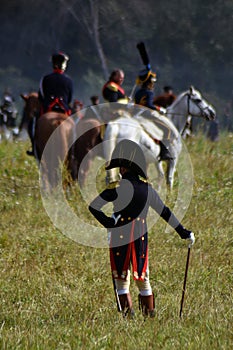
top-left (166, 92), bottom-right (209, 118)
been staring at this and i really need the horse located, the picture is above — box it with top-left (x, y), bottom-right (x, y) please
top-left (104, 109), bottom-right (180, 189)
top-left (20, 92), bottom-right (40, 142)
top-left (103, 86), bottom-right (216, 189)
top-left (69, 118), bottom-right (103, 187)
top-left (21, 93), bottom-right (75, 189)
top-left (69, 107), bottom-right (103, 188)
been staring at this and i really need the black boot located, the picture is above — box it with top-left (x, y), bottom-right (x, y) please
top-left (26, 149), bottom-right (34, 156)
top-left (159, 142), bottom-right (173, 161)
top-left (119, 293), bottom-right (135, 318)
top-left (26, 118), bottom-right (35, 156)
top-left (138, 293), bottom-right (155, 318)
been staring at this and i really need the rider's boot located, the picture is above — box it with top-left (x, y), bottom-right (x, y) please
top-left (26, 139), bottom-right (35, 156)
top-left (159, 141), bottom-right (173, 161)
top-left (26, 148), bottom-right (34, 156)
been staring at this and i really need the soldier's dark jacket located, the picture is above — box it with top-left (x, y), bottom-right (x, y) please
top-left (89, 172), bottom-right (187, 281)
top-left (39, 69), bottom-right (73, 114)
top-left (134, 87), bottom-right (156, 110)
top-left (102, 81), bottom-right (126, 103)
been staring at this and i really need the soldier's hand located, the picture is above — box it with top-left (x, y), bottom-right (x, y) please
top-left (176, 224), bottom-right (195, 247)
top-left (186, 232), bottom-right (195, 247)
top-left (159, 107), bottom-right (167, 115)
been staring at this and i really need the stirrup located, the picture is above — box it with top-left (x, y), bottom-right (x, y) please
top-left (159, 142), bottom-right (173, 161)
top-left (158, 149), bottom-right (173, 161)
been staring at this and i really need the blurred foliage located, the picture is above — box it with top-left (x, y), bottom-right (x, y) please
top-left (0, 0), bottom-right (232, 129)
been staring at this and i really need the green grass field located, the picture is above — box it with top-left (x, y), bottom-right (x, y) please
top-left (0, 134), bottom-right (232, 350)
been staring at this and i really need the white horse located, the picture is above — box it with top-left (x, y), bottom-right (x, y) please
top-left (103, 86), bottom-right (215, 188)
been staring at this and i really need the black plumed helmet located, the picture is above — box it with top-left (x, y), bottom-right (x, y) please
top-left (136, 68), bottom-right (156, 85)
top-left (105, 139), bottom-right (147, 179)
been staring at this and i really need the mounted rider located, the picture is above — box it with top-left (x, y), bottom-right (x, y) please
top-left (154, 86), bottom-right (176, 108)
top-left (97, 69), bottom-right (129, 137)
top-left (39, 52), bottom-right (73, 115)
top-left (102, 69), bottom-right (128, 104)
top-left (134, 68), bottom-right (173, 161)
top-left (27, 51), bottom-right (73, 156)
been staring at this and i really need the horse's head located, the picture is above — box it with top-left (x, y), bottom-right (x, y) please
top-left (20, 92), bottom-right (41, 119)
top-left (188, 86), bottom-right (216, 121)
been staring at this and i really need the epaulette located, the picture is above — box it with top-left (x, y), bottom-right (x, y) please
top-left (139, 176), bottom-right (149, 184)
top-left (108, 82), bottom-right (118, 92)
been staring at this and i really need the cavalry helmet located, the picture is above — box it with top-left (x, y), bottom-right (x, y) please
top-left (52, 51), bottom-right (69, 70)
top-left (105, 139), bottom-right (147, 179)
top-left (136, 68), bottom-right (157, 86)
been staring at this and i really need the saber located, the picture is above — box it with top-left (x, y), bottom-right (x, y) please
top-left (128, 84), bottom-right (137, 101)
top-left (112, 275), bottom-right (122, 312)
top-left (179, 246), bottom-right (191, 318)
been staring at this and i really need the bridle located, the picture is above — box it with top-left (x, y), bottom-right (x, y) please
top-left (166, 90), bottom-right (214, 121)
top-left (186, 92), bottom-right (211, 119)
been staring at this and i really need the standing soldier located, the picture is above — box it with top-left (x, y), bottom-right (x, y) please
top-left (89, 139), bottom-right (195, 318)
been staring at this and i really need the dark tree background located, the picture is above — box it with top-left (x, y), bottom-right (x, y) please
top-left (0, 0), bottom-right (232, 129)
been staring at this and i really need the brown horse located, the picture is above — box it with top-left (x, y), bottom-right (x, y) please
top-left (21, 93), bottom-right (75, 188)
top-left (70, 115), bottom-right (103, 187)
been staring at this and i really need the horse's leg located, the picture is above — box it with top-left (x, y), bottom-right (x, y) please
top-left (78, 150), bottom-right (94, 188)
top-left (154, 160), bottom-right (165, 190)
top-left (74, 126), bottom-right (101, 187)
top-left (166, 158), bottom-right (176, 189)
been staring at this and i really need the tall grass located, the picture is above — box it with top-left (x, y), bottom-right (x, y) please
top-left (0, 135), bottom-right (232, 349)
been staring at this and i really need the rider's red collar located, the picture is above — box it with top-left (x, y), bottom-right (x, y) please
top-left (53, 68), bottom-right (64, 74)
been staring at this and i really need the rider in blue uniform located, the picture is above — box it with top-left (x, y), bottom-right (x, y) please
top-left (27, 52), bottom-right (73, 156)
top-left (134, 69), bottom-right (173, 161)
top-left (134, 68), bottom-right (157, 109)
top-left (39, 52), bottom-right (73, 115)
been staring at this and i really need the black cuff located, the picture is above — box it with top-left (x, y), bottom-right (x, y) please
top-left (175, 224), bottom-right (191, 239)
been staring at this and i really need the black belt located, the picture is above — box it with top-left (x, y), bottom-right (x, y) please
top-left (119, 217), bottom-right (145, 224)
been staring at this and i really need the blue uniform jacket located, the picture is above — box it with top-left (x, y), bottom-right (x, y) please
top-left (134, 88), bottom-right (156, 110)
top-left (39, 70), bottom-right (73, 113)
